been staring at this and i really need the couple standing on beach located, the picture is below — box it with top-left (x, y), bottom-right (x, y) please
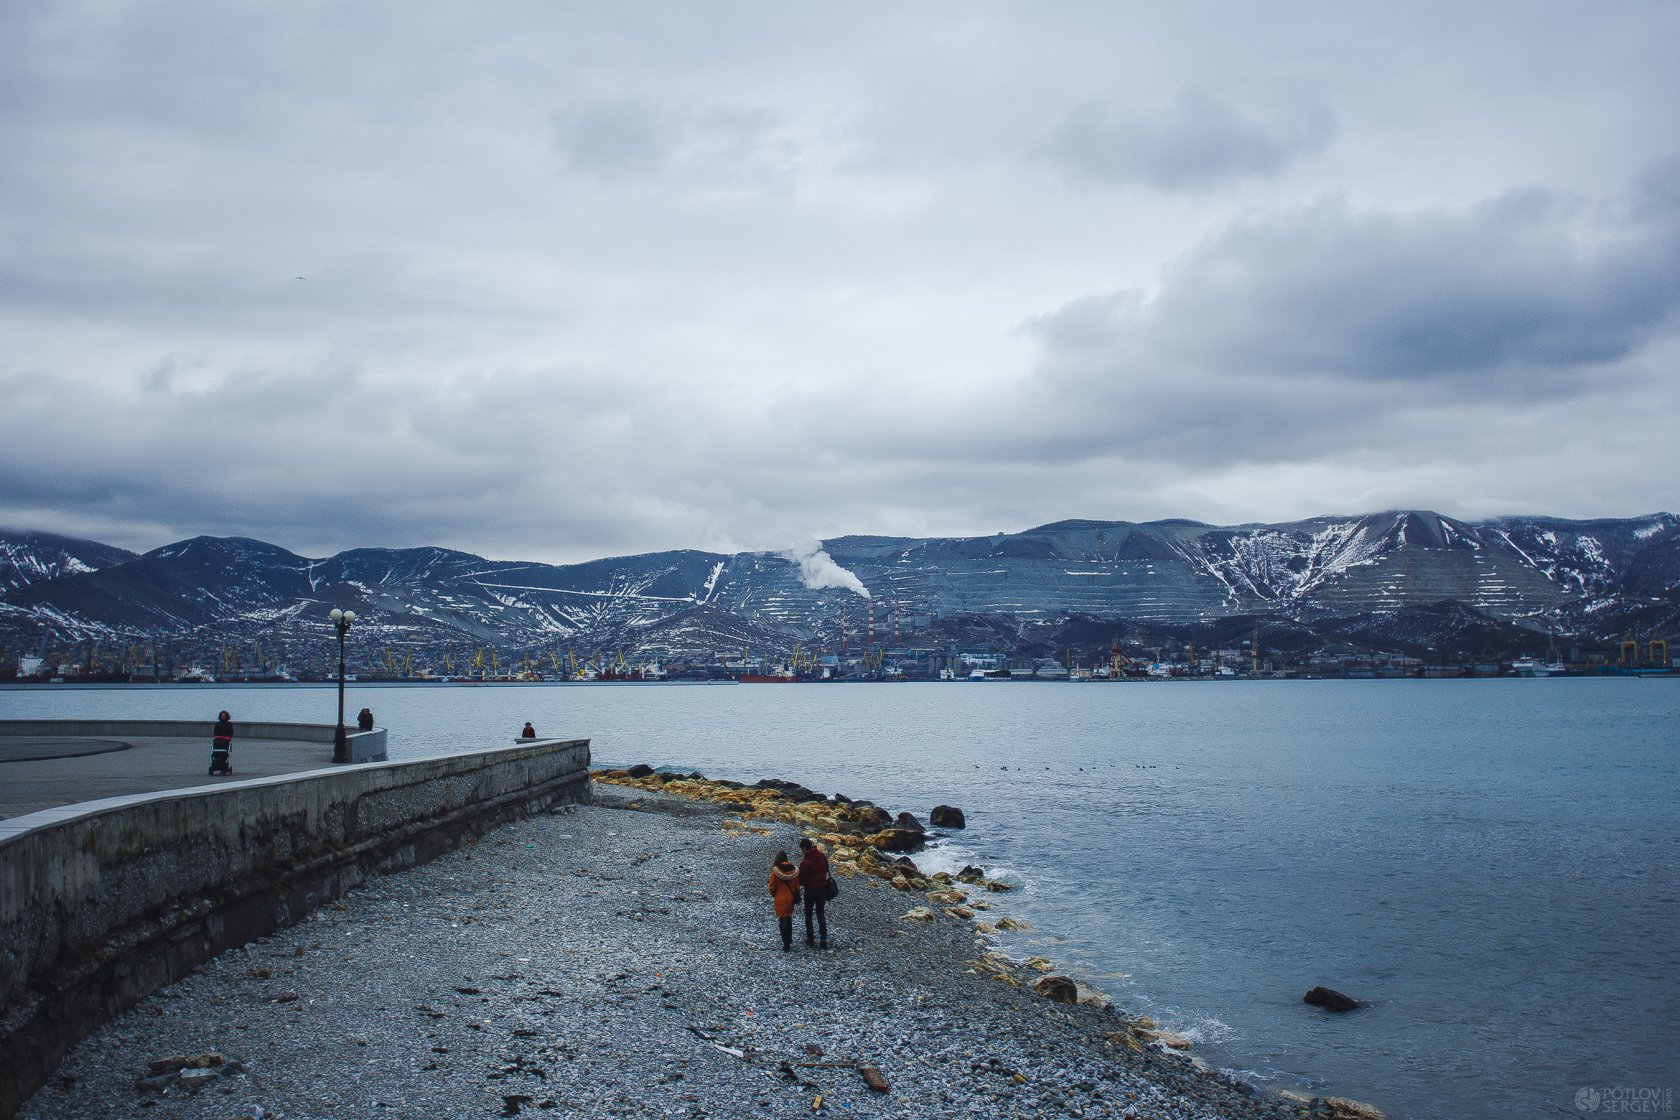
top-left (769, 838), bottom-right (835, 951)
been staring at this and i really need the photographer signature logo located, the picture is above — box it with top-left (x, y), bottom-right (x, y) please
top-left (1577, 1086), bottom-right (1673, 1114)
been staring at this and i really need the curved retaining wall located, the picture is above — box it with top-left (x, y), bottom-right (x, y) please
top-left (0, 737), bottom-right (591, 1119)
top-left (0, 719), bottom-right (388, 763)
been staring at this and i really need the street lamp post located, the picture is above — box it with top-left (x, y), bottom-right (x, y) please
top-left (330, 608), bottom-right (356, 762)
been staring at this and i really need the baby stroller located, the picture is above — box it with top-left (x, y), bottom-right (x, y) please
top-left (209, 732), bottom-right (233, 775)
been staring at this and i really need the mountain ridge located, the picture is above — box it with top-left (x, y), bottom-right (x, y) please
top-left (2, 511), bottom-right (1676, 672)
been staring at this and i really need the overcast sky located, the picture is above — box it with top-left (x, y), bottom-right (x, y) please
top-left (3, 2), bottom-right (1678, 564)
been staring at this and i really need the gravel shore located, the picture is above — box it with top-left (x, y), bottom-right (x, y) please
top-left (20, 786), bottom-right (1344, 1120)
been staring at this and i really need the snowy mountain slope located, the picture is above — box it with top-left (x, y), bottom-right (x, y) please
top-left (1, 512), bottom-right (1675, 662)
top-left (0, 530), bottom-right (136, 594)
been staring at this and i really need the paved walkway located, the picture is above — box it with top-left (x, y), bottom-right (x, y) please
top-left (0, 734), bottom-right (334, 820)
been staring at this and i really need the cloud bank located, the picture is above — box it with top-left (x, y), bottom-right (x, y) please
top-left (1, 3), bottom-right (1677, 563)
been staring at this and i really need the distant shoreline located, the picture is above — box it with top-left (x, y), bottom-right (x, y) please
top-left (5, 670), bottom-right (1675, 690)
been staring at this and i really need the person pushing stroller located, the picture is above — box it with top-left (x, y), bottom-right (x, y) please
top-left (209, 710), bottom-right (234, 776)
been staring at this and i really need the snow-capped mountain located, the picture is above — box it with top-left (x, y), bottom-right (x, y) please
top-left (0, 530), bottom-right (135, 594)
top-left (1, 511), bottom-right (1676, 667)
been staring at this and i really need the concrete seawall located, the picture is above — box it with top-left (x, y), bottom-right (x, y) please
top-left (0, 737), bottom-right (591, 1119)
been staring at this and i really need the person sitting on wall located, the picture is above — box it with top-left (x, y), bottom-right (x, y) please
top-left (356, 708), bottom-right (374, 732)
top-left (520, 721), bottom-right (536, 739)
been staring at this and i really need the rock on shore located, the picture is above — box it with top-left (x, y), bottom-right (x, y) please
top-left (21, 783), bottom-right (1342, 1120)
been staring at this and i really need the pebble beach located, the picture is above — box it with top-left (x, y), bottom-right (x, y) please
top-left (19, 780), bottom-right (1376, 1120)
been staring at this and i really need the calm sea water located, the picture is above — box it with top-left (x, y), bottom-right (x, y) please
top-left (4, 679), bottom-right (1676, 1119)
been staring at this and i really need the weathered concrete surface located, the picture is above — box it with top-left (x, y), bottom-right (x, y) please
top-left (0, 719), bottom-right (386, 764)
top-left (0, 737), bottom-right (590, 1120)
top-left (0, 722), bottom-right (386, 819)
top-left (1, 719), bottom-right (336, 739)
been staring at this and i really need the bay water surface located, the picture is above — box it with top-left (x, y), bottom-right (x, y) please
top-left (4, 679), bottom-right (1675, 1119)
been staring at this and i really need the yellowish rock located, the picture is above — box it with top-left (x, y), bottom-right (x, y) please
top-left (1076, 986), bottom-right (1112, 1010)
top-left (1104, 1030), bottom-right (1144, 1053)
top-left (901, 906), bottom-right (937, 923)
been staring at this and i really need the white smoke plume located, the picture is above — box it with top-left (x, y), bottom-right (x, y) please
top-left (781, 540), bottom-right (870, 599)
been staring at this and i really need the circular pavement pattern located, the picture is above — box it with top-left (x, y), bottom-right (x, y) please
top-left (0, 738), bottom-right (134, 763)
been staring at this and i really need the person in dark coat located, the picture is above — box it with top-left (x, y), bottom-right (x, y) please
top-left (797, 837), bottom-right (830, 949)
top-left (356, 708), bottom-right (374, 732)
top-left (209, 710), bottom-right (234, 776)
top-left (520, 721), bottom-right (536, 739)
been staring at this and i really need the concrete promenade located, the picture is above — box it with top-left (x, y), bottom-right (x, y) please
top-left (1, 732), bottom-right (591, 1119)
top-left (0, 731), bottom-right (336, 820)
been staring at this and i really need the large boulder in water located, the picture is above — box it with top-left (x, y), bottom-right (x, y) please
top-left (1303, 986), bottom-right (1362, 1012)
top-left (626, 763), bottom-right (656, 778)
top-left (929, 805), bottom-right (966, 828)
top-left (894, 811), bottom-right (925, 834)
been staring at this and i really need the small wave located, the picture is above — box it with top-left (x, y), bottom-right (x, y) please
top-left (915, 842), bottom-right (1027, 891)
top-left (909, 841), bottom-right (984, 877)
top-left (1220, 1066), bottom-right (1279, 1086)
top-left (1171, 1015), bottom-right (1237, 1047)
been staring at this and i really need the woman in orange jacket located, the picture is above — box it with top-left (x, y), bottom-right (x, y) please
top-left (768, 850), bottom-right (801, 952)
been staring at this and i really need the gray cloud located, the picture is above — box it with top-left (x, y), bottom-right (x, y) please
top-left (551, 96), bottom-right (798, 197)
top-left (552, 98), bottom-right (680, 178)
top-left (1021, 181), bottom-right (1680, 427)
top-left (1142, 191), bottom-right (1680, 384)
top-left (1035, 90), bottom-right (1336, 191)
